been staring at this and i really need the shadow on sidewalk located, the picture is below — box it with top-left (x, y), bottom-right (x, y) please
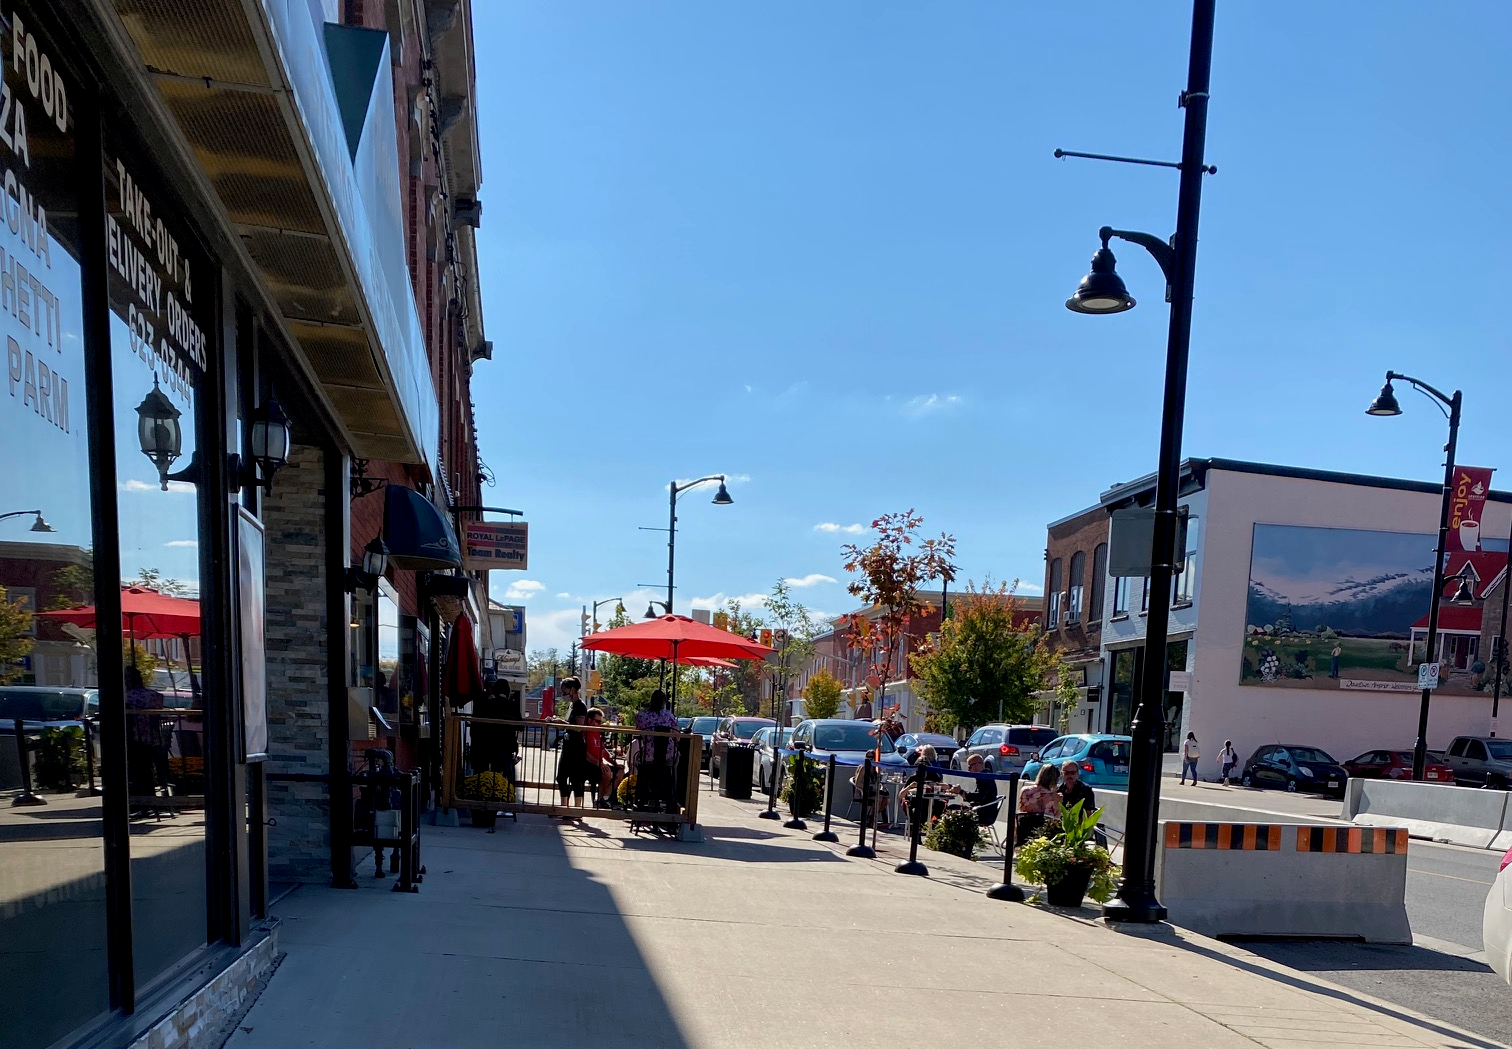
top-left (232, 819), bottom-right (697, 1049)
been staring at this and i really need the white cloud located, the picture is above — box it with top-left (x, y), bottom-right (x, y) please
top-left (814, 522), bottom-right (865, 535)
top-left (164, 539), bottom-right (198, 548)
top-left (122, 479), bottom-right (196, 494)
top-left (903, 393), bottom-right (963, 418)
top-left (504, 579), bottom-right (546, 601)
top-left (690, 591), bottom-right (769, 613)
top-left (1016, 581), bottom-right (1044, 596)
top-left (556, 592), bottom-right (571, 599)
top-left (783, 573), bottom-right (836, 588)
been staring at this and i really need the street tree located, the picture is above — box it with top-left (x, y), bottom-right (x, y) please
top-left (801, 668), bottom-right (844, 720)
top-left (711, 598), bottom-right (766, 716)
top-left (840, 510), bottom-right (957, 720)
top-left (0, 585), bottom-right (35, 683)
top-left (126, 567), bottom-right (189, 596)
top-left (910, 579), bottom-right (1063, 731)
top-left (765, 578), bottom-right (824, 717)
top-left (596, 604), bottom-right (660, 711)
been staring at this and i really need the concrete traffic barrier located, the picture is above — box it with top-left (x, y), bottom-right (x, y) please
top-left (1345, 778), bottom-right (1509, 850)
top-left (1098, 790), bottom-right (1348, 840)
top-left (1156, 820), bottom-right (1412, 944)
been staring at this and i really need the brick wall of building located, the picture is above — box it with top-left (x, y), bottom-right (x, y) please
top-left (1044, 507), bottom-right (1110, 668)
top-left (262, 445), bottom-right (334, 883)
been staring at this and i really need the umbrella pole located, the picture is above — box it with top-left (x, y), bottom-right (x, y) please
top-left (128, 615), bottom-right (138, 668)
top-left (670, 641), bottom-right (680, 710)
top-left (180, 633), bottom-right (202, 704)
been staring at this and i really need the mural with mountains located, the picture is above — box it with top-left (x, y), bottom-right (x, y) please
top-left (1240, 523), bottom-right (1479, 693)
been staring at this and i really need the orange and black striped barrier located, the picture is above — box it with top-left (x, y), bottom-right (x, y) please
top-left (1295, 826), bottom-right (1408, 855)
top-left (1163, 822), bottom-right (1283, 850)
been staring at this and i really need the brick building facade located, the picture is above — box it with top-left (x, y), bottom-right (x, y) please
top-left (1042, 504), bottom-right (1111, 732)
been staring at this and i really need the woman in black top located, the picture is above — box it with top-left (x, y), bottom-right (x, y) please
top-left (554, 677), bottom-right (591, 813)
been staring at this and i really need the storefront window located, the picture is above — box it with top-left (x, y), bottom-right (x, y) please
top-left (0, 11), bottom-right (106, 1046)
top-left (376, 584), bottom-right (399, 716)
top-left (105, 133), bottom-right (213, 988)
top-left (1107, 649), bottom-right (1136, 735)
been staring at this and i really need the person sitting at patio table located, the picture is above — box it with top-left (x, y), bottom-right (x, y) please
top-left (899, 744), bottom-right (946, 823)
top-left (1016, 764), bottom-right (1062, 842)
top-left (634, 690), bottom-right (680, 823)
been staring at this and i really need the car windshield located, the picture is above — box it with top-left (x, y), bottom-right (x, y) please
top-left (690, 717), bottom-right (720, 734)
top-left (916, 734), bottom-right (955, 748)
top-left (771, 729), bottom-right (794, 748)
top-left (733, 721), bottom-right (767, 739)
top-left (1393, 752), bottom-right (1418, 763)
top-left (1009, 727), bottom-right (1060, 747)
top-left (1486, 741), bottom-right (1512, 760)
top-left (812, 722), bottom-right (879, 752)
top-left (1287, 747), bottom-right (1336, 764)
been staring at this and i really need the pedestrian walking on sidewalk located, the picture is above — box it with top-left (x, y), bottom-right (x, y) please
top-left (1180, 731), bottom-right (1201, 785)
top-left (1219, 740), bottom-right (1239, 786)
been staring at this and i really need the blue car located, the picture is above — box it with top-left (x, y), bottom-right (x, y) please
top-left (1021, 734), bottom-right (1132, 789)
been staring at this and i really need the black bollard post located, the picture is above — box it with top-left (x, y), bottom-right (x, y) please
top-left (758, 738), bottom-right (781, 820)
top-left (782, 743), bottom-right (808, 830)
top-left (80, 718), bottom-right (100, 797)
top-left (987, 772), bottom-right (1024, 901)
top-left (894, 760), bottom-right (928, 876)
top-left (846, 757), bottom-right (876, 858)
top-left (813, 753), bottom-right (840, 843)
top-left (12, 718), bottom-right (46, 807)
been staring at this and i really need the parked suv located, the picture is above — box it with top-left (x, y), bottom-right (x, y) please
top-left (709, 716), bottom-right (773, 777)
top-left (950, 724), bottom-right (1059, 774)
top-left (1444, 736), bottom-right (1512, 789)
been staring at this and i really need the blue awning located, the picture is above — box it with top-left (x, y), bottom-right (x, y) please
top-left (383, 486), bottom-right (461, 570)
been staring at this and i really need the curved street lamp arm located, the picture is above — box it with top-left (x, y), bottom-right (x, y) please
top-left (1386, 372), bottom-right (1459, 415)
top-left (0, 510), bottom-right (44, 523)
top-left (670, 474), bottom-right (726, 501)
top-left (1103, 226), bottom-right (1176, 285)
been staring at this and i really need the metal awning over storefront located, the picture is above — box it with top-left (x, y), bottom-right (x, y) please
top-left (98, 0), bottom-right (457, 467)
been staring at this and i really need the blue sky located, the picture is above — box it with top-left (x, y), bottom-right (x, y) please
top-left (469, 1), bottom-right (1512, 653)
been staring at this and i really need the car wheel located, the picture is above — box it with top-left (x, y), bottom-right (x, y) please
top-left (1241, 772), bottom-right (1254, 788)
top-left (1285, 777), bottom-right (1298, 793)
top-left (757, 767), bottom-right (767, 792)
top-left (984, 761), bottom-right (996, 773)
top-left (1488, 775), bottom-right (1508, 790)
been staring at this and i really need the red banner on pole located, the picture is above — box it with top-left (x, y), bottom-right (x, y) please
top-left (1447, 466), bottom-right (1495, 551)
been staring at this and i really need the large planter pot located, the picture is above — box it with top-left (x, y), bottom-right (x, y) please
top-left (470, 808), bottom-right (498, 828)
top-left (1045, 864), bottom-right (1093, 907)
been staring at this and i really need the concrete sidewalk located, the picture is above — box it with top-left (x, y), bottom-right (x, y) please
top-left (222, 790), bottom-right (1505, 1049)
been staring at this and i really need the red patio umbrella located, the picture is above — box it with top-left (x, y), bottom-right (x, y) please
top-left (39, 585), bottom-right (202, 648)
top-left (582, 615), bottom-right (772, 707)
top-left (441, 613), bottom-right (485, 708)
top-left (679, 655), bottom-right (736, 669)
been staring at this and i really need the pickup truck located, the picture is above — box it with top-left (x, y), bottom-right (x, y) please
top-left (1444, 735), bottom-right (1512, 789)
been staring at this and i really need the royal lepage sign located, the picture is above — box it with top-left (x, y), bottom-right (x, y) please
top-left (463, 521), bottom-right (528, 571)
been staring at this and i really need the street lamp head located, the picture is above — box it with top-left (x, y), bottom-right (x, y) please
top-left (1365, 380), bottom-right (1402, 417)
top-left (711, 480), bottom-right (733, 505)
top-left (29, 512), bottom-right (54, 533)
top-left (1451, 574), bottom-right (1476, 604)
top-left (1066, 232), bottom-right (1135, 315)
top-left (644, 602), bottom-right (660, 620)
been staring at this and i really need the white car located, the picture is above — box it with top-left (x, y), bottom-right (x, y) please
top-left (1486, 844), bottom-right (1512, 985)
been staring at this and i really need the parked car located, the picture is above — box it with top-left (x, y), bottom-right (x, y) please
top-left (1022, 734), bottom-right (1133, 789)
top-left (1443, 735), bottom-right (1512, 789)
top-left (1485, 843), bottom-right (1512, 985)
top-left (0, 685), bottom-right (99, 726)
top-left (677, 718), bottom-right (692, 732)
top-left (1240, 744), bottom-right (1347, 796)
top-left (887, 732), bottom-right (958, 768)
top-left (1342, 749), bottom-right (1454, 783)
top-left (687, 716), bottom-right (721, 768)
top-left (751, 726), bottom-right (796, 792)
top-left (709, 716), bottom-right (775, 777)
top-left (950, 724), bottom-right (1059, 773)
top-left (788, 718), bottom-right (906, 768)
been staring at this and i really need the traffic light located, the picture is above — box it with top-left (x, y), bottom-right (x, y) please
top-left (580, 611), bottom-right (590, 636)
top-left (760, 629), bottom-right (773, 647)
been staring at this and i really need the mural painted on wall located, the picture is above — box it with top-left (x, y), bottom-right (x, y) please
top-left (1241, 523), bottom-right (1499, 695)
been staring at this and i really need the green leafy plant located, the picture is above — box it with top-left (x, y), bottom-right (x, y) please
top-left (460, 771), bottom-right (514, 803)
top-left (801, 668), bottom-right (844, 721)
top-left (1014, 800), bottom-right (1119, 904)
top-left (778, 752), bottom-right (823, 815)
top-left (33, 725), bottom-right (87, 791)
top-left (923, 807), bottom-right (987, 860)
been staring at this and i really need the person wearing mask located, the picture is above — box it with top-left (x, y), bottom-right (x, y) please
top-left (1219, 739), bottom-right (1239, 786)
top-left (1180, 731), bottom-right (1201, 785)
top-left (552, 677), bottom-right (591, 815)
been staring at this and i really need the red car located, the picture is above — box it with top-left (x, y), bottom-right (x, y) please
top-left (1343, 749), bottom-right (1454, 783)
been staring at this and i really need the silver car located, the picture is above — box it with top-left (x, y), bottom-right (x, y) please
top-left (950, 724), bottom-right (1059, 773)
top-left (750, 726), bottom-right (795, 792)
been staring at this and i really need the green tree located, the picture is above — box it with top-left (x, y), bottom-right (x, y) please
top-left (840, 510), bottom-right (956, 717)
top-left (0, 585), bottom-right (36, 684)
top-left (910, 579), bottom-right (1061, 731)
top-left (711, 598), bottom-right (767, 717)
top-left (801, 668), bottom-right (843, 720)
top-left (126, 567), bottom-right (188, 596)
top-left (766, 578), bottom-right (824, 718)
top-left (596, 604), bottom-right (661, 710)
top-left (48, 562), bottom-right (94, 610)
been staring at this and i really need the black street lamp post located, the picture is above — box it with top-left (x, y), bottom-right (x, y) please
top-left (661, 476), bottom-right (733, 617)
top-left (1064, 0), bottom-right (1216, 924)
top-left (1366, 371), bottom-right (1464, 777)
top-left (0, 510), bottom-right (54, 532)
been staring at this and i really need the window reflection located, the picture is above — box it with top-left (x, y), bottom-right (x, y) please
top-left (105, 137), bottom-right (212, 988)
top-left (376, 586), bottom-right (399, 716)
top-left (0, 13), bottom-right (107, 1047)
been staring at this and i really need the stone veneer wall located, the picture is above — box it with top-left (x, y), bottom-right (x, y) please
top-left (128, 922), bottom-right (280, 1049)
top-left (262, 445), bottom-right (333, 883)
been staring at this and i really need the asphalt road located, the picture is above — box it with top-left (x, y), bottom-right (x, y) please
top-left (1152, 779), bottom-right (1511, 1043)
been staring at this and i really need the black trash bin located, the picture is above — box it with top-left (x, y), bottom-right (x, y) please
top-left (719, 744), bottom-right (755, 799)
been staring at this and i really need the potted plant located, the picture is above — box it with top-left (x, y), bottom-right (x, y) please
top-left (460, 771), bottom-right (514, 828)
top-left (923, 807), bottom-right (988, 860)
top-left (779, 751), bottom-right (823, 816)
top-left (1014, 800), bottom-right (1119, 907)
top-left (617, 773), bottom-right (638, 807)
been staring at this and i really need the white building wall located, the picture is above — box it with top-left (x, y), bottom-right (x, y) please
top-left (1187, 467), bottom-right (1512, 777)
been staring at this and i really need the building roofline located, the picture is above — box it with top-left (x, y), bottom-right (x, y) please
top-left (1046, 501), bottom-right (1109, 530)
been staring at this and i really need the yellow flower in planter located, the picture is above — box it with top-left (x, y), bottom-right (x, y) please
top-left (461, 771), bottom-right (514, 803)
top-left (617, 774), bottom-right (637, 805)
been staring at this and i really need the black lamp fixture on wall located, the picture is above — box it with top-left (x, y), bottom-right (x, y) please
top-left (135, 380), bottom-right (292, 493)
